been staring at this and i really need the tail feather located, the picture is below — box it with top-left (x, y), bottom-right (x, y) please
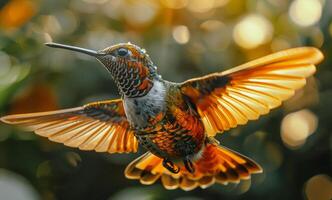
top-left (125, 143), bottom-right (262, 191)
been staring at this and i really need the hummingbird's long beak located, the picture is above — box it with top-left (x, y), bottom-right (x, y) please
top-left (45, 42), bottom-right (106, 57)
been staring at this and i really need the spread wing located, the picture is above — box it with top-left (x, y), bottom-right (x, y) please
top-left (180, 47), bottom-right (323, 136)
top-left (1, 99), bottom-right (138, 153)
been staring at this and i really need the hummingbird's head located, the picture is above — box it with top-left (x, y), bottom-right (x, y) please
top-left (46, 42), bottom-right (159, 97)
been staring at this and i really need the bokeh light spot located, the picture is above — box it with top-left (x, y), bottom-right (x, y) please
top-left (187, 0), bottom-right (215, 13)
top-left (123, 0), bottom-right (159, 27)
top-left (172, 25), bottom-right (190, 44)
top-left (0, 169), bottom-right (39, 200)
top-left (289, 0), bottom-right (322, 27)
top-left (305, 174), bottom-right (332, 200)
top-left (0, 0), bottom-right (37, 29)
top-left (281, 109), bottom-right (318, 149)
top-left (233, 14), bottom-right (273, 49)
top-left (160, 0), bottom-right (188, 9)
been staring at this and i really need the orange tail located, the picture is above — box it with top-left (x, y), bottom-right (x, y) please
top-left (125, 143), bottom-right (262, 191)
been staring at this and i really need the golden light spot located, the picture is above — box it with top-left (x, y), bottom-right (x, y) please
top-left (0, 0), bottom-right (37, 29)
top-left (233, 14), bottom-right (273, 49)
top-left (305, 174), bottom-right (332, 200)
top-left (172, 25), bottom-right (190, 44)
top-left (289, 0), bottom-right (322, 27)
top-left (187, 0), bottom-right (215, 13)
top-left (123, 0), bottom-right (159, 27)
top-left (281, 109), bottom-right (318, 149)
top-left (160, 0), bottom-right (188, 9)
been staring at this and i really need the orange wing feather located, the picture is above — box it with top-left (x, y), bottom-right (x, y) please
top-left (180, 47), bottom-right (323, 136)
top-left (1, 99), bottom-right (138, 153)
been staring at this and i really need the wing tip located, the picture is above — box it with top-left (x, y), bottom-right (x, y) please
top-left (0, 115), bottom-right (14, 124)
top-left (277, 46), bottom-right (323, 65)
top-left (303, 47), bottom-right (324, 65)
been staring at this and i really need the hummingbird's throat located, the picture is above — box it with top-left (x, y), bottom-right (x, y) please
top-left (109, 59), bottom-right (155, 98)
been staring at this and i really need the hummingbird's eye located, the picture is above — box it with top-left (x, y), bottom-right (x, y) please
top-left (117, 48), bottom-right (129, 57)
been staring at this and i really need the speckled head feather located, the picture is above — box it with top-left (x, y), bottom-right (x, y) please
top-left (96, 42), bottom-right (159, 98)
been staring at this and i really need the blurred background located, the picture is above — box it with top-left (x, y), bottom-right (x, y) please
top-left (0, 0), bottom-right (331, 199)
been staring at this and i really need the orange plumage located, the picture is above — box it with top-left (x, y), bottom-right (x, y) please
top-left (125, 143), bottom-right (262, 190)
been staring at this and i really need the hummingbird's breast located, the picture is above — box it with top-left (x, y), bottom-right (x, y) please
top-left (123, 79), bottom-right (167, 129)
top-left (124, 81), bottom-right (206, 160)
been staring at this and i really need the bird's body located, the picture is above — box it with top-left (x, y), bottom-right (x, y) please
top-left (97, 43), bottom-right (207, 170)
top-left (1, 42), bottom-right (324, 190)
top-left (127, 80), bottom-right (205, 163)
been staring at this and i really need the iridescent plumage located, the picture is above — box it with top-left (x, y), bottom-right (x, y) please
top-left (0, 42), bottom-right (323, 190)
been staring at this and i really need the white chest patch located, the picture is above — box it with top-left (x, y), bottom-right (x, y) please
top-left (123, 80), bottom-right (167, 128)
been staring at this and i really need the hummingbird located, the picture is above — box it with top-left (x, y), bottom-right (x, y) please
top-left (1, 42), bottom-right (323, 191)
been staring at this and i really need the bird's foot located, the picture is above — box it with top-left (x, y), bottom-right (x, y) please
top-left (163, 159), bottom-right (180, 174)
top-left (184, 158), bottom-right (195, 174)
